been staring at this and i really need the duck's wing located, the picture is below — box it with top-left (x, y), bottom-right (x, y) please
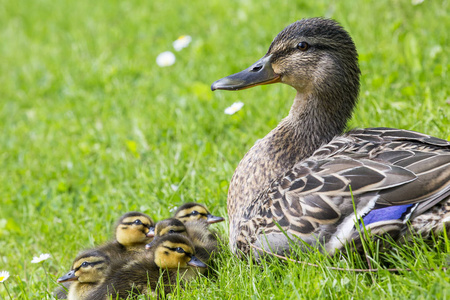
top-left (344, 128), bottom-right (450, 216)
top-left (313, 127), bottom-right (450, 158)
top-left (239, 128), bottom-right (450, 253)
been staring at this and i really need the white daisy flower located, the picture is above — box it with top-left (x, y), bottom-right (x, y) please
top-left (156, 51), bottom-right (176, 67)
top-left (173, 35), bottom-right (192, 51)
top-left (0, 271), bottom-right (10, 282)
top-left (224, 102), bottom-right (244, 115)
top-left (31, 253), bottom-right (51, 264)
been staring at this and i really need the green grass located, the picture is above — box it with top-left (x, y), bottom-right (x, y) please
top-left (1, 0), bottom-right (449, 298)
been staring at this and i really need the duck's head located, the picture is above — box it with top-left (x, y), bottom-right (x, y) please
top-left (57, 250), bottom-right (110, 284)
top-left (145, 218), bottom-right (187, 249)
top-left (211, 18), bottom-right (360, 118)
top-left (115, 212), bottom-right (155, 246)
top-left (173, 203), bottom-right (225, 224)
top-left (152, 234), bottom-right (207, 269)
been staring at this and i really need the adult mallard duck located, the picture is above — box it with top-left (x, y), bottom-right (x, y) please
top-left (211, 18), bottom-right (450, 256)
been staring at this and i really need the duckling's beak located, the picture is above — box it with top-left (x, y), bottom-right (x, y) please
top-left (187, 255), bottom-right (207, 268)
top-left (145, 237), bottom-right (158, 249)
top-left (57, 270), bottom-right (77, 283)
top-left (211, 55), bottom-right (280, 91)
top-left (146, 227), bottom-right (155, 238)
top-left (206, 214), bottom-right (225, 224)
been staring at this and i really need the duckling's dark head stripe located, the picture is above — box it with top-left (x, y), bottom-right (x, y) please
top-left (74, 250), bottom-right (110, 262)
top-left (157, 218), bottom-right (185, 227)
top-left (174, 203), bottom-right (208, 215)
top-left (74, 260), bottom-right (106, 271)
top-left (153, 233), bottom-right (194, 249)
top-left (116, 211), bottom-right (154, 228)
top-left (121, 219), bottom-right (152, 229)
top-left (118, 211), bottom-right (152, 221)
top-left (72, 249), bottom-right (110, 270)
top-left (163, 246), bottom-right (192, 257)
top-left (179, 212), bottom-right (208, 218)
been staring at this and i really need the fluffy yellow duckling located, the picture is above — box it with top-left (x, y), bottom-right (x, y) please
top-left (57, 250), bottom-right (110, 300)
top-left (96, 211), bottom-right (155, 259)
top-left (146, 218), bottom-right (219, 265)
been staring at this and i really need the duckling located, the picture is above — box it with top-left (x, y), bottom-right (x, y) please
top-left (173, 202), bottom-right (225, 224)
top-left (54, 212), bottom-right (154, 299)
top-left (173, 204), bottom-right (223, 262)
top-left (211, 18), bottom-right (450, 256)
top-left (57, 250), bottom-right (110, 300)
top-left (147, 218), bottom-right (188, 239)
top-left (96, 211), bottom-right (155, 260)
top-left (146, 218), bottom-right (219, 265)
top-left (87, 234), bottom-right (206, 299)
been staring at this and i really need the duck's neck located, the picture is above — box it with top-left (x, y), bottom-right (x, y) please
top-left (285, 91), bottom-right (352, 157)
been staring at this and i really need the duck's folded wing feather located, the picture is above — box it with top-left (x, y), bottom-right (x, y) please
top-left (350, 127), bottom-right (450, 147)
top-left (377, 152), bottom-right (450, 216)
top-left (251, 141), bottom-right (450, 235)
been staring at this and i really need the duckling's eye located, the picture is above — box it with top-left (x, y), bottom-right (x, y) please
top-left (191, 211), bottom-right (199, 216)
top-left (297, 41), bottom-right (309, 51)
top-left (175, 247), bottom-right (184, 253)
top-left (168, 230), bottom-right (175, 234)
top-left (81, 262), bottom-right (89, 268)
top-left (134, 219), bottom-right (143, 225)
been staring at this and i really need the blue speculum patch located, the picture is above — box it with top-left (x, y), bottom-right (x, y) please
top-left (360, 204), bottom-right (415, 227)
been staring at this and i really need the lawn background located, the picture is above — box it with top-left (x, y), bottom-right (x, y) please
top-left (0, 0), bottom-right (449, 298)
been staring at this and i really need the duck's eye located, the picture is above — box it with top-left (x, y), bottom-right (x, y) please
top-left (134, 219), bottom-right (143, 225)
top-left (81, 262), bottom-right (89, 268)
top-left (175, 247), bottom-right (184, 253)
top-left (168, 230), bottom-right (175, 234)
top-left (191, 211), bottom-right (199, 216)
top-left (297, 41), bottom-right (309, 51)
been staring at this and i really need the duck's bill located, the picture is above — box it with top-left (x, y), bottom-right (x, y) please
top-left (211, 55), bottom-right (280, 91)
top-left (57, 270), bottom-right (77, 283)
top-left (145, 238), bottom-right (157, 249)
top-left (187, 256), bottom-right (207, 268)
top-left (146, 227), bottom-right (155, 238)
top-left (206, 214), bottom-right (225, 224)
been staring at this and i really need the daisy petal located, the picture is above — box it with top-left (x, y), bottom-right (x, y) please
top-left (156, 51), bottom-right (176, 67)
top-left (31, 253), bottom-right (51, 263)
top-left (224, 102), bottom-right (244, 115)
top-left (173, 35), bottom-right (192, 51)
top-left (0, 271), bottom-right (10, 283)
